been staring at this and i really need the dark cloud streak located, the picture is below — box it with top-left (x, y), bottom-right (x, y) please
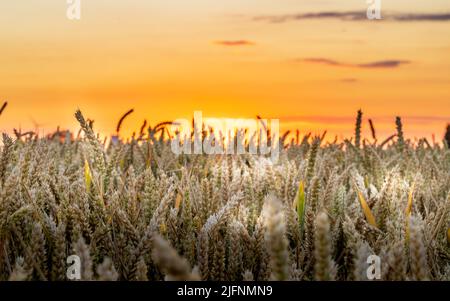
top-left (298, 58), bottom-right (411, 69)
top-left (357, 60), bottom-right (411, 68)
top-left (301, 58), bottom-right (341, 66)
top-left (253, 12), bottom-right (450, 23)
top-left (340, 78), bottom-right (358, 83)
top-left (254, 12), bottom-right (367, 23)
top-left (393, 13), bottom-right (450, 21)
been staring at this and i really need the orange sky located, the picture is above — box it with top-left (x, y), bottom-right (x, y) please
top-left (0, 1), bottom-right (449, 141)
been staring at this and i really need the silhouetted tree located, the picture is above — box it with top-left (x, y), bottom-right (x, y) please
top-left (445, 124), bottom-right (450, 147)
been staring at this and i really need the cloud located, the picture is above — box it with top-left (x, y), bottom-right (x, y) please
top-left (254, 12), bottom-right (366, 23)
top-left (340, 78), bottom-right (358, 83)
top-left (301, 58), bottom-right (341, 66)
top-left (253, 12), bottom-right (450, 23)
top-left (357, 60), bottom-right (410, 68)
top-left (392, 13), bottom-right (450, 21)
top-left (298, 58), bottom-right (411, 69)
top-left (215, 40), bottom-right (255, 46)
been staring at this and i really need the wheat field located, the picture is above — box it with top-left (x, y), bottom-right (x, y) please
top-left (0, 110), bottom-right (449, 281)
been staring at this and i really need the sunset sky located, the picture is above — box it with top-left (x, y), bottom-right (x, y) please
top-left (1, 0), bottom-right (449, 140)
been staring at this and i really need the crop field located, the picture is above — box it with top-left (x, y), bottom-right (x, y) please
top-left (0, 110), bottom-right (449, 281)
